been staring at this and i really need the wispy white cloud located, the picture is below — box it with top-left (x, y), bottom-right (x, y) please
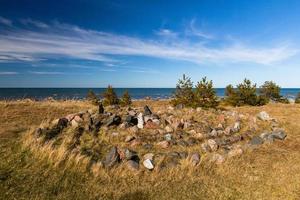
top-left (186, 18), bottom-right (215, 40)
top-left (0, 16), bottom-right (12, 26)
top-left (0, 18), bottom-right (297, 65)
top-left (29, 71), bottom-right (65, 75)
top-left (0, 71), bottom-right (18, 75)
top-left (99, 69), bottom-right (117, 72)
top-left (155, 28), bottom-right (178, 38)
top-left (20, 18), bottom-right (49, 28)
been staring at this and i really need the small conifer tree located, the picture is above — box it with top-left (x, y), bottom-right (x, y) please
top-left (102, 85), bottom-right (119, 106)
top-left (86, 89), bottom-right (99, 105)
top-left (171, 74), bottom-right (194, 107)
top-left (260, 81), bottom-right (281, 101)
top-left (194, 77), bottom-right (218, 108)
top-left (225, 79), bottom-right (268, 106)
top-left (120, 90), bottom-right (132, 106)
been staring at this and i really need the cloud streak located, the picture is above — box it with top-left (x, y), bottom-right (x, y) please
top-left (0, 18), bottom-right (297, 65)
top-left (0, 16), bottom-right (12, 26)
top-left (0, 71), bottom-right (18, 75)
top-left (28, 71), bottom-right (65, 75)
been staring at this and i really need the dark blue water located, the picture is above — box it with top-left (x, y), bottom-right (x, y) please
top-left (0, 88), bottom-right (299, 100)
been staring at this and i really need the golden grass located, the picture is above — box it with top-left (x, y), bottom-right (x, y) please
top-left (0, 100), bottom-right (300, 199)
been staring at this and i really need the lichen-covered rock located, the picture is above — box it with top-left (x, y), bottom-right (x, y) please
top-left (257, 111), bottom-right (271, 121)
top-left (103, 146), bottom-right (120, 168)
top-left (207, 139), bottom-right (218, 151)
top-left (190, 153), bottom-right (200, 166)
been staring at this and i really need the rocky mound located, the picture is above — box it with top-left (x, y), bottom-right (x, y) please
top-left (27, 104), bottom-right (287, 173)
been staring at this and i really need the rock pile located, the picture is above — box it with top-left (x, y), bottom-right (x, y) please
top-left (32, 106), bottom-right (287, 172)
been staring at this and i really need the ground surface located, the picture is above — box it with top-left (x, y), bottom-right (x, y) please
top-left (0, 100), bottom-right (300, 200)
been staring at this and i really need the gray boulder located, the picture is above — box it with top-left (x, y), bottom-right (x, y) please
top-left (249, 136), bottom-right (264, 146)
top-left (103, 146), bottom-right (120, 168)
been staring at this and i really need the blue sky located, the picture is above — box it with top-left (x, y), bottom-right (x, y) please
top-left (0, 0), bottom-right (300, 88)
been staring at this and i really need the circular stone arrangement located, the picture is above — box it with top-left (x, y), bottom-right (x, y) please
top-left (26, 104), bottom-right (287, 173)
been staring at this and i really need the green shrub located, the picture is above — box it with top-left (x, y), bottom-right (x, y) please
top-left (295, 93), bottom-right (300, 104)
top-left (102, 85), bottom-right (119, 106)
top-left (225, 79), bottom-right (267, 106)
top-left (171, 74), bottom-right (194, 107)
top-left (120, 90), bottom-right (132, 106)
top-left (260, 81), bottom-right (281, 100)
top-left (86, 89), bottom-right (99, 105)
top-left (194, 77), bottom-right (218, 108)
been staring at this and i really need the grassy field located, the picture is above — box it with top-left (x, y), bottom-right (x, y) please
top-left (0, 100), bottom-right (300, 200)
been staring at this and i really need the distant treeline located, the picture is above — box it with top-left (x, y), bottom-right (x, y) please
top-left (87, 74), bottom-right (300, 108)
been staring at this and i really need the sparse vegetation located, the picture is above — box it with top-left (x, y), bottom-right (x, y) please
top-left (120, 90), bottom-right (132, 106)
top-left (295, 93), bottom-right (300, 104)
top-left (194, 77), bottom-right (219, 108)
top-left (1, 100), bottom-right (300, 199)
top-left (102, 85), bottom-right (119, 106)
top-left (171, 74), bottom-right (194, 107)
top-left (86, 89), bottom-right (99, 105)
top-left (259, 81), bottom-right (288, 103)
top-left (225, 79), bottom-right (268, 106)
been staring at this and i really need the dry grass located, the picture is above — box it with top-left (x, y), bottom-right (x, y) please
top-left (0, 100), bottom-right (300, 199)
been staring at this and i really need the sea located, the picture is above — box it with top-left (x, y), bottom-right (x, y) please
top-left (0, 88), bottom-right (299, 100)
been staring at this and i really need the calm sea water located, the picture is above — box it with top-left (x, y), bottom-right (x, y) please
top-left (0, 88), bottom-right (299, 100)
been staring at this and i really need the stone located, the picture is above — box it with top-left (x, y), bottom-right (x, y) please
top-left (57, 118), bottom-right (68, 129)
top-left (99, 103), bottom-right (104, 114)
top-left (143, 143), bottom-right (153, 150)
top-left (224, 127), bottom-right (233, 136)
top-left (207, 139), bottom-right (218, 151)
top-left (211, 153), bottom-right (225, 164)
top-left (65, 114), bottom-right (75, 122)
top-left (143, 159), bottom-right (154, 170)
top-left (257, 111), bottom-right (271, 121)
top-left (209, 129), bottom-right (218, 137)
top-left (157, 141), bottom-right (170, 149)
top-left (137, 113), bottom-right (144, 129)
top-left (270, 129), bottom-right (287, 140)
top-left (228, 148), bottom-right (243, 158)
top-left (165, 125), bottom-right (173, 132)
top-left (124, 149), bottom-right (138, 161)
top-left (125, 135), bottom-right (136, 143)
top-left (171, 119), bottom-right (184, 130)
top-left (128, 110), bottom-right (137, 116)
top-left (179, 152), bottom-right (188, 159)
top-left (106, 115), bottom-right (122, 127)
top-left (249, 136), bottom-right (264, 146)
top-left (178, 140), bottom-right (189, 147)
top-left (72, 115), bottom-right (83, 123)
top-left (195, 132), bottom-right (204, 140)
top-left (144, 120), bottom-right (159, 129)
top-left (126, 160), bottom-right (139, 171)
top-left (130, 138), bottom-right (142, 147)
top-left (190, 153), bottom-right (200, 166)
top-left (164, 133), bottom-right (172, 141)
top-left (233, 122), bottom-right (241, 132)
top-left (216, 123), bottom-right (223, 130)
top-left (143, 153), bottom-right (154, 160)
top-left (144, 105), bottom-right (152, 116)
top-left (201, 143), bottom-right (210, 152)
top-left (103, 146), bottom-right (120, 168)
top-left (35, 128), bottom-right (43, 138)
top-left (125, 115), bottom-right (138, 125)
top-left (71, 119), bottom-right (79, 128)
top-left (187, 137), bottom-right (197, 146)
